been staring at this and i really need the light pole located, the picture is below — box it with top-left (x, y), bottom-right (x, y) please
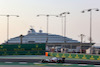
top-left (79, 34), bottom-right (85, 53)
top-left (81, 8), bottom-right (99, 46)
top-left (37, 14), bottom-right (58, 45)
top-left (57, 15), bottom-right (64, 36)
top-left (79, 34), bottom-right (85, 43)
top-left (0, 15), bottom-right (19, 44)
top-left (19, 34), bottom-right (24, 45)
top-left (60, 12), bottom-right (70, 47)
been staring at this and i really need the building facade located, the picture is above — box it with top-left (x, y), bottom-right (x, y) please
top-left (3, 28), bottom-right (94, 52)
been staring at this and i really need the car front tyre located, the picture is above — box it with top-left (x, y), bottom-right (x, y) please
top-left (57, 60), bottom-right (60, 63)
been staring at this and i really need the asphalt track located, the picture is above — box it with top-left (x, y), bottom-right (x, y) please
top-left (0, 58), bottom-right (100, 65)
top-left (0, 63), bottom-right (99, 67)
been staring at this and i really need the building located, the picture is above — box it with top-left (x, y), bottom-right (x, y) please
top-left (86, 46), bottom-right (100, 54)
top-left (3, 28), bottom-right (94, 52)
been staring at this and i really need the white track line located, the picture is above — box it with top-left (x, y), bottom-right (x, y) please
top-left (34, 63), bottom-right (41, 64)
top-left (79, 64), bottom-right (88, 66)
top-left (47, 63), bottom-right (57, 65)
top-left (19, 62), bottom-right (28, 64)
top-left (5, 62), bottom-right (13, 63)
top-left (94, 65), bottom-right (100, 67)
top-left (63, 63), bottom-right (72, 65)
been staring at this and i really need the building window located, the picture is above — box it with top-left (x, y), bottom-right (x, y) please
top-left (28, 41), bottom-right (35, 44)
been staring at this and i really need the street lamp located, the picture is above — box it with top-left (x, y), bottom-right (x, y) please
top-left (37, 14), bottom-right (58, 45)
top-left (79, 34), bottom-right (85, 53)
top-left (0, 15), bottom-right (19, 44)
top-left (58, 12), bottom-right (70, 52)
top-left (19, 34), bottom-right (24, 45)
top-left (60, 12), bottom-right (70, 44)
top-left (81, 8), bottom-right (99, 46)
top-left (57, 15), bottom-right (64, 37)
top-left (79, 34), bottom-right (85, 43)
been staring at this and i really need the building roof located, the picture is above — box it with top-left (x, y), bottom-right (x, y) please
top-left (6, 28), bottom-right (80, 44)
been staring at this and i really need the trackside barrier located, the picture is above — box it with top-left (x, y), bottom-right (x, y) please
top-left (0, 44), bottom-right (45, 55)
top-left (46, 52), bottom-right (100, 60)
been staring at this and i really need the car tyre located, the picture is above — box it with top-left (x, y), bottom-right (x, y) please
top-left (57, 60), bottom-right (60, 63)
top-left (42, 60), bottom-right (45, 63)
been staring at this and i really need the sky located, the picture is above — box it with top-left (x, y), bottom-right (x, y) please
top-left (0, 0), bottom-right (100, 45)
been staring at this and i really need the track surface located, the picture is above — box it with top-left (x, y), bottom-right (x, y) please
top-left (0, 55), bottom-right (100, 65)
top-left (0, 62), bottom-right (100, 67)
top-left (0, 58), bottom-right (100, 65)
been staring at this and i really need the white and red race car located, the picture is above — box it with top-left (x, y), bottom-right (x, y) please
top-left (41, 57), bottom-right (65, 63)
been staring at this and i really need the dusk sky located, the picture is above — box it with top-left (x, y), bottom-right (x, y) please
top-left (0, 0), bottom-right (100, 45)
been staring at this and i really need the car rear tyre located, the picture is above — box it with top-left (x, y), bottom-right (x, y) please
top-left (42, 60), bottom-right (45, 63)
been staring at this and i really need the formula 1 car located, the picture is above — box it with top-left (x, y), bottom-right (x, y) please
top-left (41, 57), bottom-right (65, 63)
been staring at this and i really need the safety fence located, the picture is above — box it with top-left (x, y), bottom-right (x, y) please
top-left (0, 44), bottom-right (45, 55)
top-left (45, 52), bottom-right (100, 60)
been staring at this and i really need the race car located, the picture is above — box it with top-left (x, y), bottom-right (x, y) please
top-left (41, 57), bottom-right (65, 63)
